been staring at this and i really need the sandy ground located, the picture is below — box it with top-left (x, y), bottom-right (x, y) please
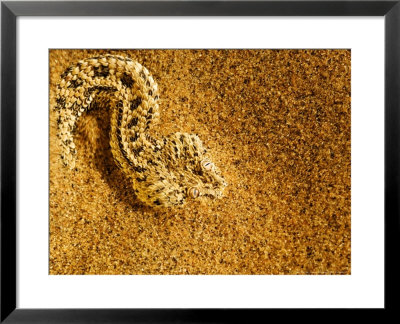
top-left (49, 49), bottom-right (351, 274)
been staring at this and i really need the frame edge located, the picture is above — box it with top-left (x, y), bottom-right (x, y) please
top-left (0, 1), bottom-right (17, 323)
top-left (384, 0), bottom-right (400, 313)
top-left (2, 0), bottom-right (399, 16)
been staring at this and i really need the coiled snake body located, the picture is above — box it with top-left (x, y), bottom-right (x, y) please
top-left (55, 54), bottom-right (227, 207)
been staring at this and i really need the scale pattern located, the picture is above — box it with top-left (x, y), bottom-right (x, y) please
top-left (55, 54), bottom-right (227, 207)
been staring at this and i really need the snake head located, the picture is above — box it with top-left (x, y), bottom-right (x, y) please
top-left (144, 133), bottom-right (227, 208)
top-left (186, 157), bottom-right (228, 202)
top-left (161, 133), bottom-right (227, 205)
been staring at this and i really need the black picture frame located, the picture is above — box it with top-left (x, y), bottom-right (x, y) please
top-left (1, 0), bottom-right (399, 322)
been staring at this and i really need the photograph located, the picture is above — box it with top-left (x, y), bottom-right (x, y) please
top-left (3, 0), bottom-right (397, 320)
top-left (49, 49), bottom-right (351, 275)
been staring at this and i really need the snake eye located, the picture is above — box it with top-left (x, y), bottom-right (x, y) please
top-left (201, 160), bottom-right (214, 171)
top-left (188, 187), bottom-right (200, 198)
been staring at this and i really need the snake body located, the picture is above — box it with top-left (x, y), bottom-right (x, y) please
top-left (55, 54), bottom-right (226, 207)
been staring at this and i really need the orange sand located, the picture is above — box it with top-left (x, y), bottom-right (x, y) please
top-left (49, 49), bottom-right (351, 275)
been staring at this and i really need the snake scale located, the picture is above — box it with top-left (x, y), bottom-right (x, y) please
top-left (54, 54), bottom-right (227, 207)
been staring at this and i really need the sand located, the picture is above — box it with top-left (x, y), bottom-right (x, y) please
top-left (49, 49), bottom-right (351, 275)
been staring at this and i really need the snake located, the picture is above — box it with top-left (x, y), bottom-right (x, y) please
top-left (54, 54), bottom-right (227, 207)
